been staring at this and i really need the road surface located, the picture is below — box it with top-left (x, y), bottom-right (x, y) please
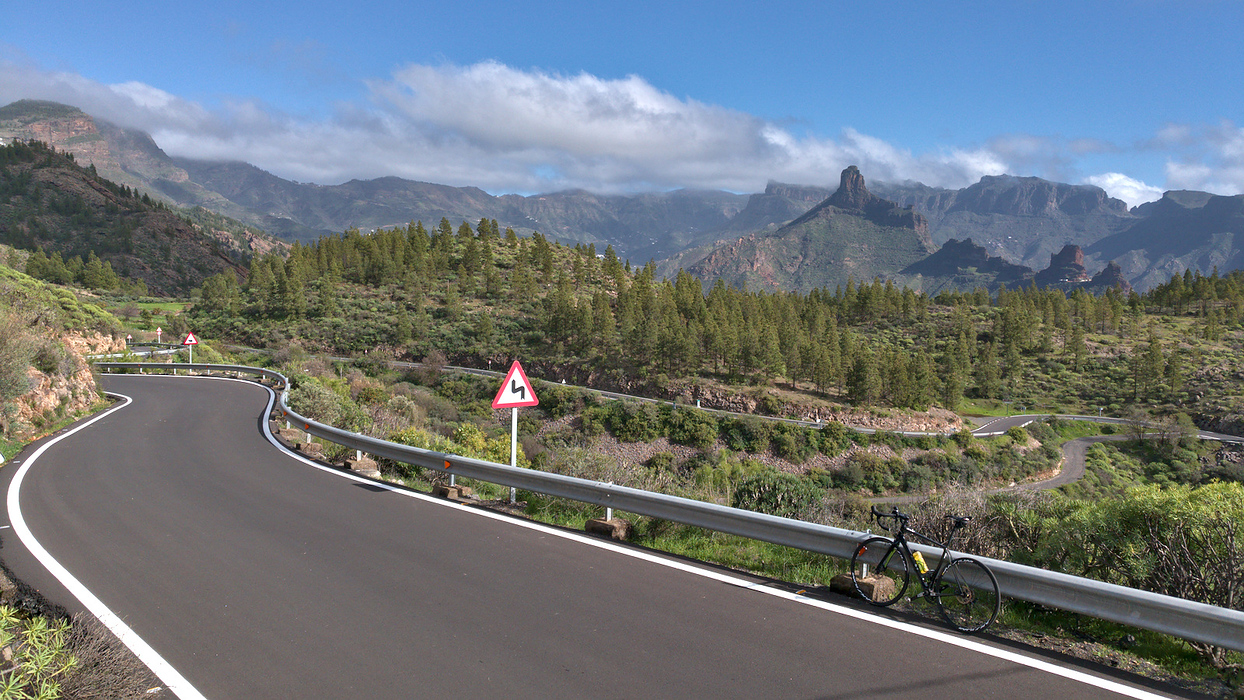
top-left (0, 375), bottom-right (1184, 699)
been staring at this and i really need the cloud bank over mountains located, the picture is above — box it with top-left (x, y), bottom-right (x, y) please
top-left (3, 58), bottom-right (1241, 207)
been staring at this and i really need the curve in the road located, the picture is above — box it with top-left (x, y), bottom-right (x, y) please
top-left (5, 391), bottom-right (208, 700)
top-left (1, 373), bottom-right (1177, 699)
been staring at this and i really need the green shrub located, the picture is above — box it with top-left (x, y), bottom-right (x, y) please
top-left (605, 401), bottom-right (663, 443)
top-left (356, 385), bottom-right (387, 405)
top-left (758, 393), bottom-right (784, 416)
top-left (816, 421), bottom-right (851, 456)
top-left (834, 460), bottom-right (865, 489)
top-left (646, 451), bottom-right (676, 472)
top-left (666, 407), bottom-right (719, 449)
top-left (452, 423), bottom-right (488, 454)
top-left (844, 452), bottom-right (899, 494)
top-left (538, 383), bottom-right (582, 418)
top-left (32, 340), bottom-right (68, 375)
top-left (730, 470), bottom-right (821, 519)
top-left (721, 415), bottom-right (772, 453)
top-left (692, 454), bottom-right (766, 493)
top-left (771, 424), bottom-right (815, 463)
top-left (952, 429), bottom-right (974, 450)
top-left (0, 606), bottom-right (77, 696)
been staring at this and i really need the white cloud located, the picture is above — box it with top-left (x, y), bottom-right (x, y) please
top-left (7, 58), bottom-right (1240, 201)
top-left (1160, 121), bottom-right (1244, 196)
top-left (1082, 173), bottom-right (1164, 208)
top-left (0, 59), bottom-right (1015, 194)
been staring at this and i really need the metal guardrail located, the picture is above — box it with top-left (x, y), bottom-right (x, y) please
top-left (94, 361), bottom-right (1244, 652)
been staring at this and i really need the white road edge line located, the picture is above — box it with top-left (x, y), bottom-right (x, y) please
top-left (6, 391), bottom-right (208, 700)
top-left (118, 374), bottom-right (1175, 700)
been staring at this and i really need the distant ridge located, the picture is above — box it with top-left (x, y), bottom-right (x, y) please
top-left (684, 166), bottom-right (934, 293)
top-left (3, 99), bottom-right (1243, 292)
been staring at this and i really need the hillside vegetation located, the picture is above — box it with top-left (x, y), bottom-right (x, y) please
top-left (0, 249), bottom-right (120, 453)
top-left (187, 218), bottom-right (1244, 434)
top-left (0, 140), bottom-right (253, 295)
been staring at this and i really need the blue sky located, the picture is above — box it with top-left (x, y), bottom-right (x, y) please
top-left (2, 0), bottom-right (1242, 206)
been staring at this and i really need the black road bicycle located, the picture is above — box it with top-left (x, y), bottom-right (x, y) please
top-left (850, 505), bottom-right (1001, 633)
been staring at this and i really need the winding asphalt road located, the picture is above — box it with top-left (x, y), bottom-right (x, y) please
top-left (0, 375), bottom-right (1186, 699)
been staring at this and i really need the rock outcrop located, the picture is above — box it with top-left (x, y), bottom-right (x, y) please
top-left (1083, 260), bottom-right (1132, 293)
top-left (796, 166), bottom-right (932, 246)
top-left (1033, 245), bottom-right (1092, 287)
top-left (901, 238), bottom-right (1034, 289)
top-left (12, 332), bottom-right (117, 432)
top-left (686, 167), bottom-right (935, 293)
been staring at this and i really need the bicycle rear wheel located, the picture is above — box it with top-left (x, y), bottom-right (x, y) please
top-left (849, 536), bottom-right (910, 606)
top-left (933, 557), bottom-right (1000, 633)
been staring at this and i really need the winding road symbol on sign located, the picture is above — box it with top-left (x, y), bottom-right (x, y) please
top-left (492, 361), bottom-right (539, 409)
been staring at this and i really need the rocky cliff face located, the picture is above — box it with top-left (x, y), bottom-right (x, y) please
top-left (900, 238), bottom-right (1034, 292)
top-left (9, 331), bottom-right (119, 436)
top-left (1033, 245), bottom-right (1092, 286)
top-left (0, 100), bottom-right (143, 191)
top-left (949, 176), bottom-right (1129, 218)
top-left (874, 175), bottom-right (1136, 273)
top-left (791, 166), bottom-right (933, 248)
top-left (1084, 260), bottom-right (1132, 293)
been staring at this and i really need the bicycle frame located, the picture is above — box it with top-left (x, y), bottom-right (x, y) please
top-left (853, 505), bottom-right (1001, 633)
top-left (873, 517), bottom-right (953, 593)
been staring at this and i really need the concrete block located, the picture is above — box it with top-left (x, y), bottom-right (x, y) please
top-left (296, 441), bottom-right (323, 456)
top-left (829, 573), bottom-right (896, 601)
top-left (585, 517), bottom-right (633, 541)
top-left (346, 457), bottom-right (380, 478)
top-left (277, 428), bottom-right (303, 442)
top-left (432, 484), bottom-right (474, 500)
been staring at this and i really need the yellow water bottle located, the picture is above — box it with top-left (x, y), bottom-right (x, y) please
top-left (912, 551), bottom-right (929, 574)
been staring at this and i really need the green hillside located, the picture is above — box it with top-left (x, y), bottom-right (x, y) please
top-left (0, 140), bottom-right (251, 294)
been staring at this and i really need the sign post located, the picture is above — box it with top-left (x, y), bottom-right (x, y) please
top-left (155, 326), bottom-right (162, 343)
top-left (491, 360), bottom-right (539, 503)
top-left (183, 331), bottom-right (199, 364)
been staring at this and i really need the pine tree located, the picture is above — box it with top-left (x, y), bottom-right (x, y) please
top-left (847, 345), bottom-right (881, 405)
top-left (975, 341), bottom-right (1002, 399)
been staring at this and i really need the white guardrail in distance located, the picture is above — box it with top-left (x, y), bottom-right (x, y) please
top-left (94, 362), bottom-right (1244, 652)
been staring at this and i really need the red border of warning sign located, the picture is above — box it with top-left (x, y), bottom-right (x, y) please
top-left (492, 360), bottom-right (539, 408)
top-left (183, 332), bottom-right (199, 345)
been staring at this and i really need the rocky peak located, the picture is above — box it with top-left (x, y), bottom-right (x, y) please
top-left (826, 165), bottom-right (877, 212)
top-left (786, 166), bottom-right (932, 249)
top-left (1085, 260), bottom-right (1132, 293)
top-left (1034, 244), bottom-right (1091, 286)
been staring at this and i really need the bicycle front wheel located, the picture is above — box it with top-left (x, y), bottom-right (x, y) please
top-left (849, 536), bottom-right (910, 606)
top-left (934, 557), bottom-right (1000, 633)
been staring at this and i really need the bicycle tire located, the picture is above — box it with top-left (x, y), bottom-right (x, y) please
top-left (933, 557), bottom-right (1000, 633)
top-left (849, 536), bottom-right (910, 606)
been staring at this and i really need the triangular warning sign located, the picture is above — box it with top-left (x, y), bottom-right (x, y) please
top-left (183, 332), bottom-right (199, 345)
top-left (492, 360), bottom-right (539, 409)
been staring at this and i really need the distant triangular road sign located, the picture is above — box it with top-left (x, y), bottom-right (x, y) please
top-left (492, 360), bottom-right (539, 409)
top-left (183, 332), bottom-right (199, 345)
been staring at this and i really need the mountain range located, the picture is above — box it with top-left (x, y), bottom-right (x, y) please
top-left (3, 99), bottom-right (1243, 293)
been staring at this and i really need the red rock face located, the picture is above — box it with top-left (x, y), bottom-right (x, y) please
top-left (1034, 244), bottom-right (1091, 286)
top-left (828, 165), bottom-right (873, 211)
